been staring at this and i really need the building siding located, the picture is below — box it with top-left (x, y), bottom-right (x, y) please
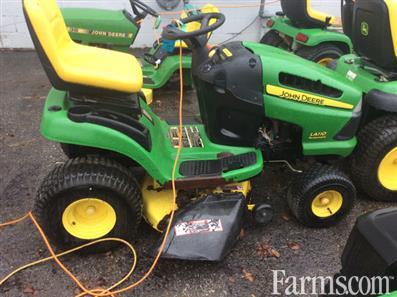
top-left (0, 0), bottom-right (340, 48)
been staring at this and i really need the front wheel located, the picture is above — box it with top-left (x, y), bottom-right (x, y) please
top-left (287, 164), bottom-right (355, 228)
top-left (351, 115), bottom-right (397, 201)
top-left (34, 156), bottom-right (142, 253)
top-left (296, 43), bottom-right (345, 66)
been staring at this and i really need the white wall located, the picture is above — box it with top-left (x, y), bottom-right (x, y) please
top-left (0, 0), bottom-right (340, 48)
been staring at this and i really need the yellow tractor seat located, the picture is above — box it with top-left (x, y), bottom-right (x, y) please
top-left (352, 0), bottom-right (397, 70)
top-left (23, 0), bottom-right (142, 95)
top-left (281, 0), bottom-right (336, 28)
top-left (175, 3), bottom-right (220, 49)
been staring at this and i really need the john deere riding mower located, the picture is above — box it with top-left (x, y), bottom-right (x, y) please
top-left (261, 0), bottom-right (353, 65)
top-left (61, 0), bottom-right (219, 93)
top-left (24, 0), bottom-right (396, 260)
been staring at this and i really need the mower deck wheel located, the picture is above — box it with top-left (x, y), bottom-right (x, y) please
top-left (351, 115), bottom-right (397, 201)
top-left (252, 204), bottom-right (274, 226)
top-left (287, 164), bottom-right (355, 228)
top-left (34, 156), bottom-right (142, 253)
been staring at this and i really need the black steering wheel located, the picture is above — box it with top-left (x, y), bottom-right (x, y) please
top-left (130, 0), bottom-right (159, 18)
top-left (162, 12), bottom-right (225, 41)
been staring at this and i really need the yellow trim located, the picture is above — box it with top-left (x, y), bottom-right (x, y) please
top-left (222, 48), bottom-right (233, 57)
top-left (317, 57), bottom-right (333, 67)
top-left (142, 176), bottom-right (251, 232)
top-left (62, 198), bottom-right (116, 240)
top-left (385, 0), bottom-right (397, 57)
top-left (24, 0), bottom-right (142, 94)
top-left (311, 190), bottom-right (343, 218)
top-left (266, 85), bottom-right (353, 110)
top-left (378, 147), bottom-right (397, 191)
top-left (141, 88), bottom-right (153, 105)
top-left (142, 177), bottom-right (178, 232)
top-left (306, 0), bottom-right (335, 25)
top-left (208, 49), bottom-right (217, 58)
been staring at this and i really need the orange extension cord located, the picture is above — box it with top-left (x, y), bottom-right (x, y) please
top-left (1, 1), bottom-right (283, 294)
top-left (0, 46), bottom-right (184, 297)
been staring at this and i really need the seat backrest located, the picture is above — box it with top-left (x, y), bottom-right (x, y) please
top-left (341, 0), bottom-right (355, 39)
top-left (23, 0), bottom-right (73, 89)
top-left (352, 0), bottom-right (397, 70)
top-left (281, 0), bottom-right (335, 28)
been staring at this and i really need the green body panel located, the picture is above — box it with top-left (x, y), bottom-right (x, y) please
top-left (61, 8), bottom-right (138, 52)
top-left (244, 42), bottom-right (362, 157)
top-left (334, 54), bottom-right (397, 93)
top-left (41, 89), bottom-right (263, 184)
top-left (142, 54), bottom-right (192, 89)
top-left (270, 16), bottom-right (352, 51)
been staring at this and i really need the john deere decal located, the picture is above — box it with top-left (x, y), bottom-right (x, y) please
top-left (361, 22), bottom-right (369, 36)
top-left (67, 27), bottom-right (133, 39)
top-left (266, 85), bottom-right (353, 110)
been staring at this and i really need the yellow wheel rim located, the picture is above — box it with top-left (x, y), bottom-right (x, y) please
top-left (378, 147), bottom-right (397, 191)
top-left (317, 57), bottom-right (333, 66)
top-left (311, 190), bottom-right (343, 218)
top-left (62, 198), bottom-right (116, 240)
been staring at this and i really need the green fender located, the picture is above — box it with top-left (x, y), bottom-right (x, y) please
top-left (334, 54), bottom-right (397, 94)
top-left (142, 54), bottom-right (192, 89)
top-left (269, 16), bottom-right (353, 52)
top-left (41, 89), bottom-right (162, 180)
top-left (41, 89), bottom-right (263, 185)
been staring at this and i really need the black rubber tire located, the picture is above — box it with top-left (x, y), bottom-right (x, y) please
top-left (351, 115), bottom-right (397, 202)
top-left (296, 43), bottom-right (345, 65)
top-left (33, 156), bottom-right (142, 253)
top-left (287, 164), bottom-right (356, 228)
top-left (260, 30), bottom-right (285, 47)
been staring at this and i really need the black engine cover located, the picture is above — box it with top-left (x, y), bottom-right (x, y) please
top-left (192, 42), bottom-right (264, 147)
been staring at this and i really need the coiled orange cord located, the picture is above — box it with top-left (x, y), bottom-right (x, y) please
top-left (0, 45), bottom-right (184, 297)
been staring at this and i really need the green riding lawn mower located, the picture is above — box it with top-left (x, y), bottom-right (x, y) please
top-left (261, 0), bottom-right (354, 65)
top-left (61, 0), bottom-right (219, 101)
top-left (24, 0), bottom-right (397, 261)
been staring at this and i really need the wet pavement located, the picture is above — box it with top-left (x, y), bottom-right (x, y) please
top-left (0, 50), bottom-right (391, 297)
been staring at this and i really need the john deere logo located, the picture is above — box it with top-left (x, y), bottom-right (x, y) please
top-left (361, 22), bottom-right (369, 36)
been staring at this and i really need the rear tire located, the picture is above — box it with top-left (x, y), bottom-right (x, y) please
top-left (351, 115), bottom-right (397, 201)
top-left (287, 164), bottom-right (355, 228)
top-left (296, 43), bottom-right (345, 66)
top-left (34, 156), bottom-right (142, 253)
top-left (260, 30), bottom-right (285, 47)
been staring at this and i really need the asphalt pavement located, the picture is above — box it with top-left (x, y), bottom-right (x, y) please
top-left (0, 50), bottom-right (391, 297)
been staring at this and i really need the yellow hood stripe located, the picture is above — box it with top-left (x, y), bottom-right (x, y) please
top-left (266, 85), bottom-right (353, 110)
